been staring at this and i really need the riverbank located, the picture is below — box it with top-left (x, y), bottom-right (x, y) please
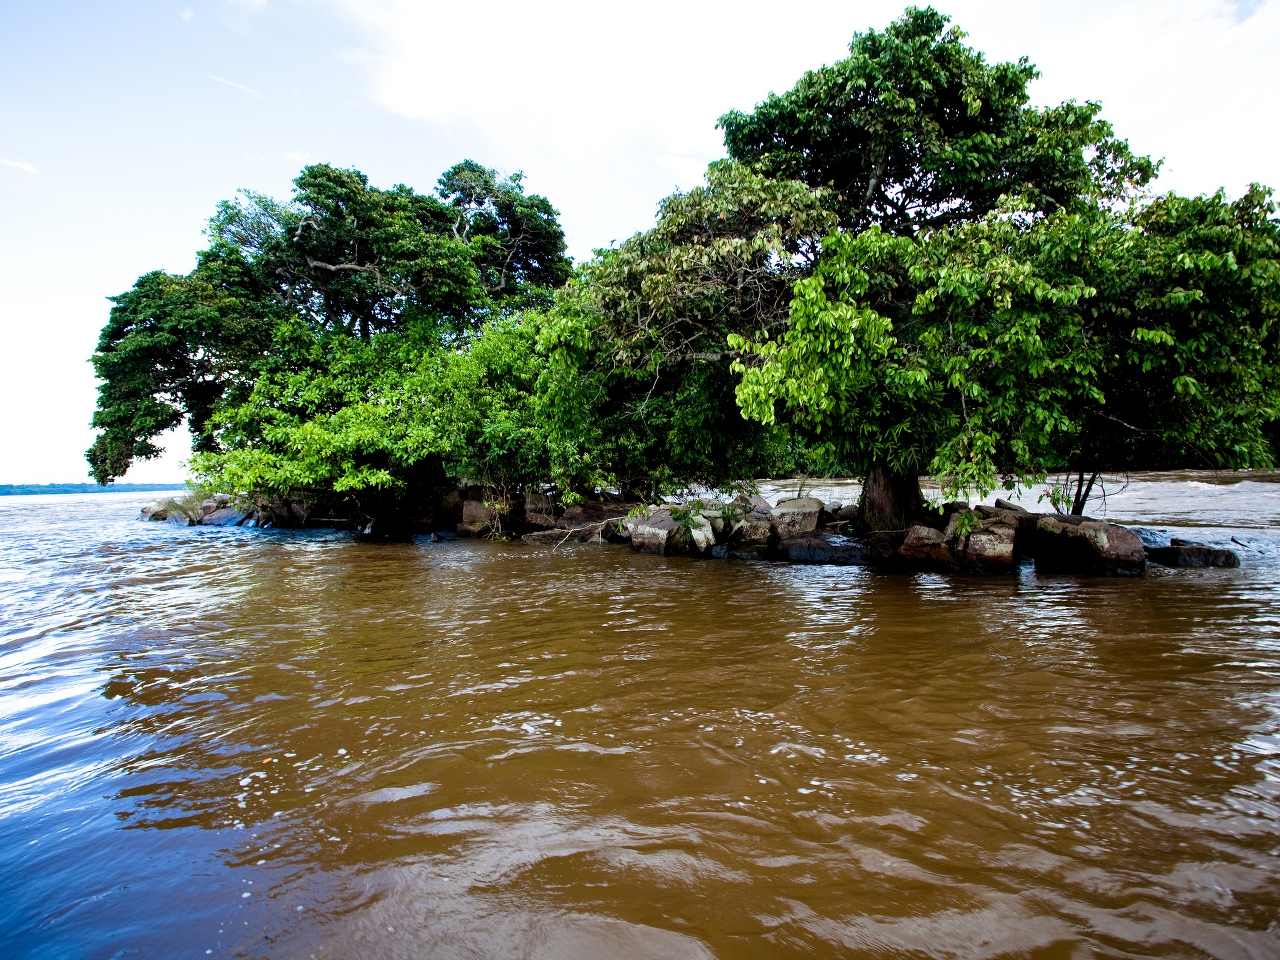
top-left (137, 473), bottom-right (1276, 576)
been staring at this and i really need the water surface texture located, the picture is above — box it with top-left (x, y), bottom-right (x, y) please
top-left (3, 478), bottom-right (1280, 959)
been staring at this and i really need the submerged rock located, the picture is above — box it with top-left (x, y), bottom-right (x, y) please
top-left (773, 530), bottom-right (868, 566)
top-left (1147, 541), bottom-right (1240, 568)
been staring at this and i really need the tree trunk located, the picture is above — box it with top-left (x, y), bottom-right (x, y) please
top-left (1070, 470), bottom-right (1098, 516)
top-left (859, 464), bottom-right (923, 531)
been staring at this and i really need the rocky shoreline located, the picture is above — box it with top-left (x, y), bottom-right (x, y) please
top-left (141, 489), bottom-right (1242, 576)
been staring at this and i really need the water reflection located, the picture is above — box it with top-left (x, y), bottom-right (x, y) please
top-left (1, 487), bottom-right (1279, 958)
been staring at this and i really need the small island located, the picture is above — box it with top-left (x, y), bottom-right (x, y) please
top-left (94, 7), bottom-right (1278, 578)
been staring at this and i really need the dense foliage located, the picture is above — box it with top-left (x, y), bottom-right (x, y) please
top-left (87, 6), bottom-right (1278, 525)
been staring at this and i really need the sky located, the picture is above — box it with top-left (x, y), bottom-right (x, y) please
top-left (1, 0), bottom-right (1277, 485)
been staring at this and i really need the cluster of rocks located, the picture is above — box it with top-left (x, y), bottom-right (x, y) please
top-left (140, 493), bottom-right (299, 528)
top-left (141, 486), bottom-right (1242, 576)
top-left (506, 492), bottom-right (1239, 576)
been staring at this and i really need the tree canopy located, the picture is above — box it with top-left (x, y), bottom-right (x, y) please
top-left (87, 6), bottom-right (1278, 526)
top-left (719, 6), bottom-right (1155, 233)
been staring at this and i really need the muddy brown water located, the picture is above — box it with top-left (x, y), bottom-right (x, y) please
top-left (2, 476), bottom-right (1280, 958)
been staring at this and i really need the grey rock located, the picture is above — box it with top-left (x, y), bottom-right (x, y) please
top-left (201, 507), bottom-right (249, 527)
top-left (1033, 516), bottom-right (1146, 576)
top-left (1147, 544), bottom-right (1240, 568)
top-left (993, 498), bottom-right (1029, 514)
top-left (772, 497), bottom-right (824, 539)
top-left (688, 515), bottom-right (715, 554)
top-left (624, 508), bottom-right (689, 555)
top-left (774, 530), bottom-right (868, 566)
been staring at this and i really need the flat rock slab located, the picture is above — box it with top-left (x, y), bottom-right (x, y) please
top-left (200, 507), bottom-right (248, 527)
top-left (773, 531), bottom-right (869, 566)
top-left (1147, 544), bottom-right (1240, 568)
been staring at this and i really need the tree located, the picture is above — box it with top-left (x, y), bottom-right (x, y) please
top-left (88, 161), bottom-right (572, 486)
top-left (731, 190), bottom-right (1280, 527)
top-left (86, 243), bottom-right (279, 485)
top-left (719, 6), bottom-right (1155, 235)
top-left (534, 161), bottom-right (836, 496)
top-left (1052, 185), bottom-right (1280, 508)
top-left (437, 161), bottom-right (573, 305)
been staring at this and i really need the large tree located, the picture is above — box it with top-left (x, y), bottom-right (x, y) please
top-left (719, 6), bottom-right (1155, 234)
top-left (731, 189), bottom-right (1280, 527)
top-left (87, 161), bottom-right (571, 485)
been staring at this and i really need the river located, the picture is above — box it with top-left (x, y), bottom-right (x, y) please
top-left (2, 476), bottom-right (1279, 959)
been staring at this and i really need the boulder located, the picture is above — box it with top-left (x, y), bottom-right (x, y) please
top-left (771, 497), bottom-right (824, 539)
top-left (201, 507), bottom-right (249, 527)
top-left (728, 513), bottom-right (775, 558)
top-left (200, 494), bottom-right (231, 518)
top-left (963, 519), bottom-right (1018, 574)
top-left (973, 503), bottom-right (1038, 555)
top-left (773, 530), bottom-right (869, 566)
top-left (457, 499), bottom-right (495, 537)
top-left (140, 502), bottom-right (168, 521)
top-left (688, 515), bottom-right (715, 555)
top-left (523, 527), bottom-right (597, 545)
top-left (994, 498), bottom-right (1029, 514)
top-left (1033, 516), bottom-right (1146, 576)
top-left (1147, 542), bottom-right (1241, 568)
top-left (624, 508), bottom-right (690, 555)
top-left (898, 522), bottom-right (958, 571)
top-left (522, 492), bottom-right (560, 531)
top-left (834, 503), bottom-right (860, 523)
top-left (562, 501), bottom-right (633, 526)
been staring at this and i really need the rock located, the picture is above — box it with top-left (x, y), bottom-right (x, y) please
top-left (165, 513), bottom-right (195, 526)
top-left (457, 499), bottom-right (498, 537)
top-left (973, 503), bottom-right (1038, 555)
top-left (200, 494), bottom-right (231, 518)
top-left (729, 513), bottom-right (774, 548)
top-left (201, 507), bottom-right (249, 527)
top-left (963, 520), bottom-right (1018, 574)
top-left (462, 499), bottom-right (494, 524)
top-left (1134, 528), bottom-right (1170, 549)
top-left (773, 530), bottom-right (869, 566)
top-left (688, 515), bottom-right (715, 555)
top-left (711, 544), bottom-right (729, 560)
top-left (826, 500), bottom-right (844, 515)
top-left (522, 492), bottom-right (559, 531)
top-left (1033, 516), bottom-right (1146, 576)
top-left (866, 529), bottom-right (907, 563)
top-left (771, 497), bottom-right (824, 539)
top-left (562, 501), bottom-right (633, 526)
top-left (834, 503), bottom-right (860, 523)
top-left (749, 495), bottom-right (774, 514)
top-left (523, 527), bottom-right (597, 545)
top-left (140, 502), bottom-right (168, 521)
top-left (994, 498), bottom-right (1029, 514)
top-left (1147, 544), bottom-right (1241, 568)
top-left (624, 508), bottom-right (690, 555)
top-left (898, 523), bottom-right (957, 571)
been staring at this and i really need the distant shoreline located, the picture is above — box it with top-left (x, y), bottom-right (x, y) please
top-left (0, 483), bottom-right (186, 497)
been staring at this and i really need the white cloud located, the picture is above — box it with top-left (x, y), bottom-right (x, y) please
top-left (281, 150), bottom-right (312, 162)
top-left (181, 8), bottom-right (195, 21)
top-left (320, 0), bottom-right (1280, 259)
top-left (2, 158), bottom-right (40, 177)
top-left (209, 74), bottom-right (264, 98)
